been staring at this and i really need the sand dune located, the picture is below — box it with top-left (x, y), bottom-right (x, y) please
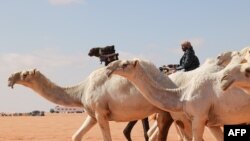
top-left (0, 113), bottom-right (215, 141)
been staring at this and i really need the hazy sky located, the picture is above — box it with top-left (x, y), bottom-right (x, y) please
top-left (0, 0), bottom-right (250, 112)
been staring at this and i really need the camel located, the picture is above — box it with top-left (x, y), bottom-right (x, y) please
top-left (142, 51), bottom-right (238, 141)
top-left (8, 67), bottom-right (174, 141)
top-left (106, 58), bottom-right (250, 141)
top-left (149, 49), bottom-right (248, 141)
top-left (88, 46), bottom-right (150, 141)
top-left (149, 50), bottom-right (243, 141)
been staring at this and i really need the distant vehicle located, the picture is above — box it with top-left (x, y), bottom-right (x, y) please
top-left (52, 106), bottom-right (84, 113)
top-left (30, 110), bottom-right (45, 116)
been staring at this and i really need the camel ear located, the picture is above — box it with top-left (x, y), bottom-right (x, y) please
top-left (32, 69), bottom-right (36, 75)
top-left (133, 60), bottom-right (139, 67)
top-left (220, 74), bottom-right (235, 91)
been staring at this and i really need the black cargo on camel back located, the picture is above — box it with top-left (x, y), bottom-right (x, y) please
top-left (88, 45), bottom-right (153, 141)
top-left (88, 45), bottom-right (119, 66)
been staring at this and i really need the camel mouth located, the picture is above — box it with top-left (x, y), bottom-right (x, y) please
top-left (105, 60), bottom-right (123, 77)
top-left (7, 78), bottom-right (15, 89)
top-left (216, 59), bottom-right (225, 66)
top-left (7, 72), bottom-right (21, 89)
top-left (106, 69), bottom-right (114, 77)
top-left (106, 65), bottom-right (125, 77)
top-left (220, 74), bottom-right (235, 91)
top-left (220, 74), bottom-right (229, 82)
top-left (216, 61), bottom-right (222, 65)
top-left (8, 83), bottom-right (14, 89)
top-left (221, 79), bottom-right (235, 91)
top-left (105, 65), bottom-right (117, 77)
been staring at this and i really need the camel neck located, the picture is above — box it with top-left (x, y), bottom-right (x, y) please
top-left (129, 65), bottom-right (183, 112)
top-left (26, 74), bottom-right (83, 107)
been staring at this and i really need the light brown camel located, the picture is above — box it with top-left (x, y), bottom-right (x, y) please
top-left (106, 58), bottom-right (250, 141)
top-left (8, 67), bottom-right (174, 141)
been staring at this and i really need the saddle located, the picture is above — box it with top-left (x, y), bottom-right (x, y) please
top-left (159, 64), bottom-right (178, 75)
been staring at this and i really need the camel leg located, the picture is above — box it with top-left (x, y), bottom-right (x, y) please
top-left (123, 120), bottom-right (138, 141)
top-left (191, 118), bottom-right (206, 141)
top-left (123, 118), bottom-right (149, 141)
top-left (174, 123), bottom-right (183, 141)
top-left (207, 127), bottom-right (223, 141)
top-left (148, 121), bottom-right (158, 138)
top-left (96, 113), bottom-right (112, 141)
top-left (157, 112), bottom-right (173, 141)
top-left (72, 115), bottom-right (97, 141)
top-left (142, 117), bottom-right (150, 141)
top-left (149, 127), bottom-right (159, 141)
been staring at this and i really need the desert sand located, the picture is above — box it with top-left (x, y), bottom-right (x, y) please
top-left (0, 113), bottom-right (215, 141)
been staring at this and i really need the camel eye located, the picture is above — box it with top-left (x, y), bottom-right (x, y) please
top-left (22, 73), bottom-right (28, 79)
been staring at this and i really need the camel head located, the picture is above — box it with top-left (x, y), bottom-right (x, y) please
top-left (106, 59), bottom-right (139, 79)
top-left (220, 63), bottom-right (250, 91)
top-left (240, 46), bottom-right (250, 62)
top-left (216, 51), bottom-right (241, 67)
top-left (8, 69), bottom-right (39, 89)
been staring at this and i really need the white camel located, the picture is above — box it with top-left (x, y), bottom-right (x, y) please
top-left (149, 48), bottom-right (249, 141)
top-left (106, 58), bottom-right (250, 141)
top-left (8, 66), bottom-right (175, 141)
top-left (143, 48), bottom-right (248, 141)
top-left (149, 50), bottom-right (243, 141)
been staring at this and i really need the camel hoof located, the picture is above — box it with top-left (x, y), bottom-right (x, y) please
top-left (72, 135), bottom-right (81, 141)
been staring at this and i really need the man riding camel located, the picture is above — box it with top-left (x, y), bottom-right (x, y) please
top-left (168, 41), bottom-right (200, 72)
